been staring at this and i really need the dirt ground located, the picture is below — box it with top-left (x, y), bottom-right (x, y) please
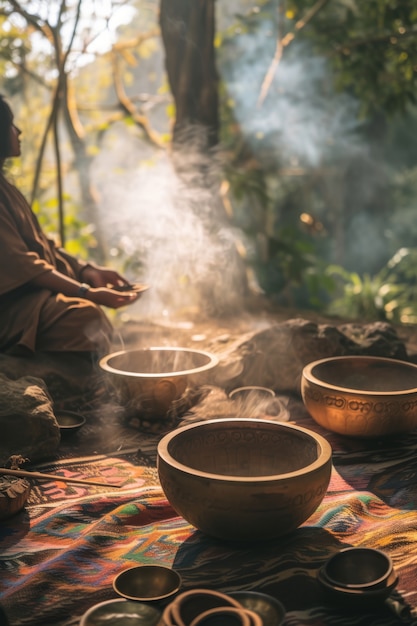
top-left (118, 295), bottom-right (417, 360)
top-left (54, 295), bottom-right (417, 460)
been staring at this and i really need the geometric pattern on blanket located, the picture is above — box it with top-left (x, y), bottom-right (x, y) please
top-left (2, 436), bottom-right (417, 626)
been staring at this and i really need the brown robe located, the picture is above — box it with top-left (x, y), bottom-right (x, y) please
top-left (0, 176), bottom-right (113, 355)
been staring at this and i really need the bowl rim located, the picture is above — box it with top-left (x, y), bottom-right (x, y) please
top-left (317, 567), bottom-right (398, 598)
top-left (302, 355), bottom-right (417, 396)
top-left (99, 346), bottom-right (219, 379)
top-left (321, 547), bottom-right (393, 589)
top-left (55, 410), bottom-right (86, 429)
top-left (157, 418), bottom-right (332, 482)
top-left (228, 386), bottom-right (276, 399)
top-left (112, 564), bottom-right (182, 601)
top-left (229, 590), bottom-right (286, 621)
top-left (80, 597), bottom-right (162, 626)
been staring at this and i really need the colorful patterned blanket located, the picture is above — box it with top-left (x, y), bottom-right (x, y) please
top-left (1, 402), bottom-right (417, 626)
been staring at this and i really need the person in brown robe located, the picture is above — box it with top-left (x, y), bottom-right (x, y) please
top-left (0, 95), bottom-right (141, 357)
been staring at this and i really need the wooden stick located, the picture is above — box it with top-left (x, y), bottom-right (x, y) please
top-left (0, 467), bottom-right (122, 488)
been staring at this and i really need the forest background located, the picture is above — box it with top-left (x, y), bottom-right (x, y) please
top-left (1, 0), bottom-right (417, 326)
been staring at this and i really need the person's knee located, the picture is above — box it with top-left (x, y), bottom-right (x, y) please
top-left (75, 303), bottom-right (113, 354)
top-left (38, 300), bottom-right (114, 354)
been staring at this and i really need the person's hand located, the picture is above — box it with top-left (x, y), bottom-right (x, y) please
top-left (81, 265), bottom-right (130, 289)
top-left (87, 286), bottom-right (140, 309)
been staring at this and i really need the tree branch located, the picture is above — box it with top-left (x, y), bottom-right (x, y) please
top-left (258, 0), bottom-right (332, 107)
top-left (111, 49), bottom-right (166, 149)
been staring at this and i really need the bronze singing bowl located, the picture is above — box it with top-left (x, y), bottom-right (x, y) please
top-left (55, 410), bottom-right (86, 434)
top-left (229, 591), bottom-right (286, 626)
top-left (301, 356), bottom-right (417, 438)
top-left (321, 547), bottom-right (393, 590)
top-left (317, 568), bottom-right (398, 608)
top-left (157, 418), bottom-right (332, 541)
top-left (99, 347), bottom-right (218, 417)
top-left (113, 564), bottom-right (181, 602)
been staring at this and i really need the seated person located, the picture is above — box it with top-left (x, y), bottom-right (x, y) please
top-left (0, 94), bottom-right (141, 358)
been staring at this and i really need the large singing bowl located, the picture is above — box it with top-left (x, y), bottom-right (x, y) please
top-left (99, 347), bottom-right (218, 417)
top-left (157, 418), bottom-right (332, 541)
top-left (301, 355), bottom-right (417, 438)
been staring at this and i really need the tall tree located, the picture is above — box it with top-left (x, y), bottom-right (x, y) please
top-left (159, 0), bottom-right (219, 152)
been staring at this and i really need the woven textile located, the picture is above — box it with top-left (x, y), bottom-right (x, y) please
top-left (2, 413), bottom-right (417, 625)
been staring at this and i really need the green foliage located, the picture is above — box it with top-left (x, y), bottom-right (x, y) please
top-left (32, 195), bottom-right (97, 259)
top-left (1, 0), bottom-right (417, 323)
top-left (255, 227), bottom-right (335, 309)
top-left (215, 0), bottom-right (417, 318)
top-left (284, 0), bottom-right (417, 117)
top-left (326, 248), bottom-right (417, 323)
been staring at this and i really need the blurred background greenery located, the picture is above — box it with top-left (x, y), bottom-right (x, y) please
top-left (1, 0), bottom-right (417, 323)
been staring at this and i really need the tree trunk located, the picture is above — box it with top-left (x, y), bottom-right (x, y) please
top-left (159, 0), bottom-right (250, 314)
top-left (159, 0), bottom-right (219, 151)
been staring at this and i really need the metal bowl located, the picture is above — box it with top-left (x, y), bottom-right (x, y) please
top-left (317, 567), bottom-right (398, 608)
top-left (229, 591), bottom-right (286, 626)
top-left (79, 598), bottom-right (162, 626)
top-left (321, 547), bottom-right (393, 590)
top-left (228, 387), bottom-right (275, 402)
top-left (113, 565), bottom-right (181, 602)
top-left (99, 347), bottom-right (218, 418)
top-left (301, 356), bottom-right (417, 438)
top-left (55, 410), bottom-right (86, 434)
top-left (228, 387), bottom-right (278, 417)
top-left (157, 418), bottom-right (332, 541)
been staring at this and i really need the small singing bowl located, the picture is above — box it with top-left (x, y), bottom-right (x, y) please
top-left (229, 591), bottom-right (286, 626)
top-left (321, 547), bottom-right (393, 590)
top-left (228, 387), bottom-right (278, 416)
top-left (80, 598), bottom-right (162, 626)
top-left (229, 387), bottom-right (276, 402)
top-left (157, 418), bottom-right (332, 541)
top-left (113, 565), bottom-right (182, 602)
top-left (317, 567), bottom-right (398, 608)
top-left (100, 347), bottom-right (219, 418)
top-left (55, 410), bottom-right (86, 434)
top-left (301, 356), bottom-right (417, 438)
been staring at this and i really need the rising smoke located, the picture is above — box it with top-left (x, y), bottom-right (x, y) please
top-left (90, 7), bottom-right (391, 322)
top-left (90, 123), bottom-right (249, 322)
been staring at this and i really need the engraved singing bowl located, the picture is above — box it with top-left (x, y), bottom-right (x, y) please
top-left (99, 347), bottom-right (218, 418)
top-left (301, 356), bottom-right (417, 438)
top-left (157, 418), bottom-right (332, 541)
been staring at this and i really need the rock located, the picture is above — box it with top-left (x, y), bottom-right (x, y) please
top-left (0, 352), bottom-right (97, 403)
top-left (0, 373), bottom-right (60, 465)
top-left (338, 321), bottom-right (408, 359)
top-left (214, 318), bottom-right (408, 396)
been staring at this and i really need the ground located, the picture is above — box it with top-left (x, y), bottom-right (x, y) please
top-left (119, 296), bottom-right (417, 360)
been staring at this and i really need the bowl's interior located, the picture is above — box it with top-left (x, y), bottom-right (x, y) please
top-left (113, 565), bottom-right (181, 600)
top-left (80, 599), bottom-right (162, 626)
top-left (229, 387), bottom-right (275, 401)
top-left (55, 411), bottom-right (86, 430)
top-left (310, 358), bottom-right (417, 392)
top-left (101, 348), bottom-right (217, 377)
top-left (229, 592), bottom-right (286, 626)
top-left (317, 568), bottom-right (398, 600)
top-left (323, 549), bottom-right (392, 587)
top-left (166, 421), bottom-right (322, 477)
